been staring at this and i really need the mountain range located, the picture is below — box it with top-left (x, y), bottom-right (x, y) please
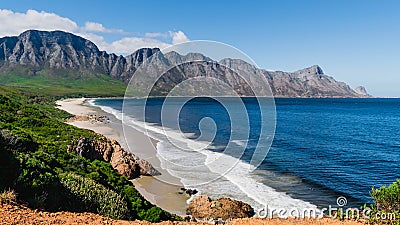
top-left (0, 30), bottom-right (369, 97)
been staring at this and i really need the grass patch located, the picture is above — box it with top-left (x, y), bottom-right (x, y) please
top-left (0, 189), bottom-right (17, 204)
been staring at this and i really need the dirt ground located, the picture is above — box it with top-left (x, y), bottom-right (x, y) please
top-left (0, 203), bottom-right (364, 225)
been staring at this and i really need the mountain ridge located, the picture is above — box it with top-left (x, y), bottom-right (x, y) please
top-left (0, 30), bottom-right (370, 97)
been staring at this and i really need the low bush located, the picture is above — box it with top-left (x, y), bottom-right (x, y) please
top-left (366, 180), bottom-right (400, 224)
top-left (371, 180), bottom-right (400, 212)
top-left (60, 173), bottom-right (130, 220)
top-left (0, 189), bottom-right (17, 204)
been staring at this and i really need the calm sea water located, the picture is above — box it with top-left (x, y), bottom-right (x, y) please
top-left (93, 98), bottom-right (400, 209)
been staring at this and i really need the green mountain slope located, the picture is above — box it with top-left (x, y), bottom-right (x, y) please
top-left (0, 68), bottom-right (126, 96)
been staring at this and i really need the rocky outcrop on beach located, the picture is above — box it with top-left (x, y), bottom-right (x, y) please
top-left (179, 188), bottom-right (198, 197)
top-left (67, 136), bottom-right (160, 179)
top-left (0, 30), bottom-right (370, 98)
top-left (187, 196), bottom-right (254, 221)
top-left (66, 114), bottom-right (110, 124)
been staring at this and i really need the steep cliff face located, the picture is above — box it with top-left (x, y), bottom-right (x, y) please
top-left (0, 30), bottom-right (370, 97)
top-left (0, 30), bottom-right (159, 80)
top-left (0, 30), bottom-right (102, 70)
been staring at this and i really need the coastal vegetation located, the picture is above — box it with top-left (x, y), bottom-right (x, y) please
top-left (0, 86), bottom-right (180, 222)
top-left (366, 180), bottom-right (400, 224)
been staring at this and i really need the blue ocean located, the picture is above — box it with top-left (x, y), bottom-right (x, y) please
top-left (93, 97), bottom-right (400, 210)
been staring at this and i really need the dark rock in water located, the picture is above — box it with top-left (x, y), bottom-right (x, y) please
top-left (187, 195), bottom-right (254, 221)
top-left (178, 187), bottom-right (187, 194)
top-left (185, 189), bottom-right (198, 196)
top-left (67, 136), bottom-right (160, 179)
top-left (178, 187), bottom-right (198, 196)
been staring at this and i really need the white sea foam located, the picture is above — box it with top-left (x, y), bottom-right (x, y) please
top-left (90, 100), bottom-right (317, 211)
top-left (231, 139), bottom-right (247, 147)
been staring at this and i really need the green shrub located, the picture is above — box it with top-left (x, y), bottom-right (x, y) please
top-left (372, 180), bottom-right (400, 212)
top-left (60, 173), bottom-right (130, 220)
top-left (367, 180), bottom-right (400, 224)
top-left (121, 185), bottom-right (182, 222)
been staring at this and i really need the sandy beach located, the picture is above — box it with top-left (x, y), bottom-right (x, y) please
top-left (56, 98), bottom-right (190, 216)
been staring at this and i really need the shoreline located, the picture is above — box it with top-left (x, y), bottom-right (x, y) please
top-left (56, 98), bottom-right (190, 216)
top-left (56, 98), bottom-right (324, 216)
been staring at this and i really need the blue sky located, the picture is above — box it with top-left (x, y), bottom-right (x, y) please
top-left (1, 0), bottom-right (399, 96)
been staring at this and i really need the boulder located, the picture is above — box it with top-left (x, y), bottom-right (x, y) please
top-left (67, 136), bottom-right (160, 179)
top-left (178, 188), bottom-right (198, 196)
top-left (187, 195), bottom-right (254, 221)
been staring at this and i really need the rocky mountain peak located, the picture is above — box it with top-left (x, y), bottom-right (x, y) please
top-left (19, 30), bottom-right (100, 53)
top-left (129, 47), bottom-right (160, 59)
top-left (125, 47), bottom-right (161, 68)
top-left (0, 30), bottom-right (371, 98)
top-left (293, 65), bottom-right (324, 76)
top-left (354, 86), bottom-right (370, 96)
top-left (1, 30), bottom-right (103, 70)
top-left (163, 51), bottom-right (213, 66)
